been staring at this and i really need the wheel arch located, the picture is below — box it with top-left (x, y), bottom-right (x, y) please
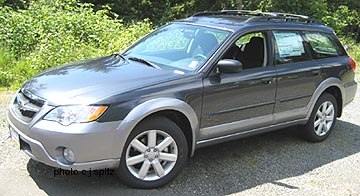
top-left (322, 86), bottom-right (343, 117)
top-left (114, 98), bottom-right (199, 159)
top-left (144, 110), bottom-right (193, 157)
top-left (306, 77), bottom-right (345, 119)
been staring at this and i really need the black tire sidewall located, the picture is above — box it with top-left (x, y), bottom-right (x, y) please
top-left (304, 93), bottom-right (338, 142)
top-left (117, 116), bottom-right (188, 189)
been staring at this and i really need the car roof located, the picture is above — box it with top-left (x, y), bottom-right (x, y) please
top-left (176, 10), bottom-right (334, 34)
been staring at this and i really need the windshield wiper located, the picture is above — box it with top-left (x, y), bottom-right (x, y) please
top-left (128, 57), bottom-right (161, 69)
top-left (113, 53), bottom-right (127, 61)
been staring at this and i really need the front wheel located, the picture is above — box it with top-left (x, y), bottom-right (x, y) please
top-left (303, 93), bottom-right (338, 142)
top-left (117, 116), bottom-right (188, 188)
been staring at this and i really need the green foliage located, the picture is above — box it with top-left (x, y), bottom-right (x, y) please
top-left (261, 0), bottom-right (327, 20)
top-left (0, 0), bottom-right (152, 88)
top-left (322, 5), bottom-right (360, 38)
top-left (0, 0), bottom-right (28, 9)
top-left (340, 37), bottom-right (360, 64)
top-left (95, 0), bottom-right (359, 40)
top-left (85, 0), bottom-right (243, 25)
top-left (0, 0), bottom-right (359, 88)
top-left (0, 46), bottom-right (16, 87)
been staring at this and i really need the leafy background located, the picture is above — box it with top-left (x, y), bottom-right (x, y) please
top-left (0, 0), bottom-right (359, 89)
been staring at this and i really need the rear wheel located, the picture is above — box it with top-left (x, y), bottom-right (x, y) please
top-left (303, 93), bottom-right (338, 142)
top-left (117, 116), bottom-right (188, 188)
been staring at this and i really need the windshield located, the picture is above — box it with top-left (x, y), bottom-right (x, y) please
top-left (124, 23), bottom-right (231, 73)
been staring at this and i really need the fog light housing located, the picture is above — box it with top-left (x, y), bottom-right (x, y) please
top-left (63, 148), bottom-right (75, 163)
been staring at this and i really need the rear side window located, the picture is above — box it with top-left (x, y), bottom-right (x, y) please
top-left (272, 31), bottom-right (311, 64)
top-left (305, 33), bottom-right (341, 58)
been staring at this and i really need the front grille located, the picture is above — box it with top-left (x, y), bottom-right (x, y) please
top-left (19, 110), bottom-right (36, 119)
top-left (12, 90), bottom-right (45, 122)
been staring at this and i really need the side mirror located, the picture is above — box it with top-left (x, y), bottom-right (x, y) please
top-left (217, 59), bottom-right (243, 73)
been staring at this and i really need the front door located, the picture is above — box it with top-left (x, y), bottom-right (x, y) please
top-left (199, 31), bottom-right (277, 141)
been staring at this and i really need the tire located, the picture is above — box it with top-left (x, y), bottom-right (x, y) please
top-left (117, 116), bottom-right (188, 188)
top-left (303, 93), bottom-right (338, 142)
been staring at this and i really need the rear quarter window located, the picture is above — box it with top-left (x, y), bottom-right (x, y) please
top-left (305, 33), bottom-right (342, 58)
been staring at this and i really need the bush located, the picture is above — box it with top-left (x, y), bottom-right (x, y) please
top-left (322, 6), bottom-right (360, 38)
top-left (0, 0), bottom-right (153, 88)
top-left (0, 46), bottom-right (16, 87)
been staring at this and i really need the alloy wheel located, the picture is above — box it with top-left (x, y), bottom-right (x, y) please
top-left (313, 101), bottom-right (335, 136)
top-left (125, 130), bottom-right (178, 181)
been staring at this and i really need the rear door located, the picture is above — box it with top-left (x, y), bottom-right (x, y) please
top-left (271, 30), bottom-right (321, 123)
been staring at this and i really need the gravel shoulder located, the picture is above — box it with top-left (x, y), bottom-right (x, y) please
top-left (0, 87), bottom-right (359, 196)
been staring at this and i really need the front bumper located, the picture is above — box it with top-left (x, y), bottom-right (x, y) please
top-left (7, 102), bottom-right (121, 170)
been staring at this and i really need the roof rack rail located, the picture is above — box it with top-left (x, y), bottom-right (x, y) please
top-left (192, 10), bottom-right (319, 24)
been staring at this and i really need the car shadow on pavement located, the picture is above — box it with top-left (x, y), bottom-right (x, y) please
top-left (27, 119), bottom-right (360, 196)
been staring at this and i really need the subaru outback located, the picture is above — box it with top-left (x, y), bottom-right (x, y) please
top-left (7, 10), bottom-right (357, 188)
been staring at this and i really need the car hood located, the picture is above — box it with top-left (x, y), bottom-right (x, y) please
top-left (22, 55), bottom-right (186, 105)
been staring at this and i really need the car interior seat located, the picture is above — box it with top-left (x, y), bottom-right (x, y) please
top-left (223, 44), bottom-right (242, 60)
top-left (242, 37), bottom-right (264, 69)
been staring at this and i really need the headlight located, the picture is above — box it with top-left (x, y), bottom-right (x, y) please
top-left (44, 105), bottom-right (108, 126)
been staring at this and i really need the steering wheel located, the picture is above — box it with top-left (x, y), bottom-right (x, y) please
top-left (193, 54), bottom-right (207, 60)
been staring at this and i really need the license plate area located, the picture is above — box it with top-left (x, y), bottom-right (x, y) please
top-left (9, 126), bottom-right (20, 149)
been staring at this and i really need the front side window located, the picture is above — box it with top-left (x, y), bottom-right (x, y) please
top-left (222, 32), bottom-right (267, 69)
top-left (305, 33), bottom-right (341, 58)
top-left (272, 31), bottom-right (311, 64)
top-left (124, 23), bottom-right (230, 72)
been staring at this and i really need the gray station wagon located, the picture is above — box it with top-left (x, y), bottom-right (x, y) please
top-left (7, 10), bottom-right (357, 188)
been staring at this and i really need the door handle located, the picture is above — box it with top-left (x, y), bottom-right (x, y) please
top-left (312, 70), bottom-right (320, 76)
top-left (261, 77), bottom-right (273, 84)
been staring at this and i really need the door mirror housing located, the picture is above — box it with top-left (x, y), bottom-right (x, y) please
top-left (217, 59), bottom-right (243, 73)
